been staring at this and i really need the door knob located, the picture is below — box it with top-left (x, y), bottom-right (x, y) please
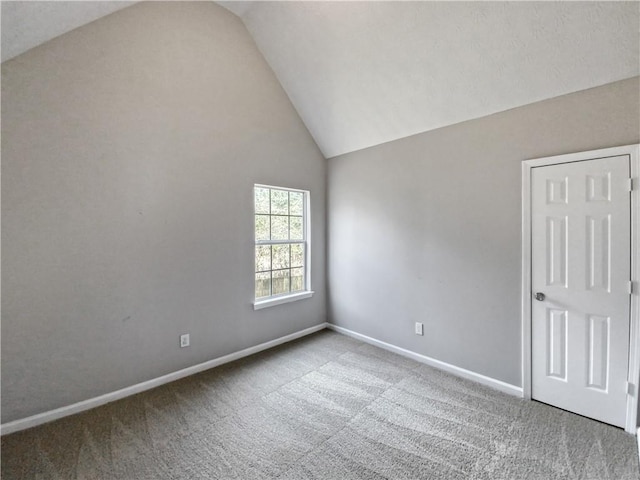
top-left (535, 292), bottom-right (545, 301)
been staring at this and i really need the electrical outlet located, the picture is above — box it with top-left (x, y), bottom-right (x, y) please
top-left (180, 334), bottom-right (190, 348)
top-left (415, 322), bottom-right (424, 336)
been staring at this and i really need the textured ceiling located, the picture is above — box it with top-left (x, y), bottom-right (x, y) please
top-left (2, 1), bottom-right (639, 158)
top-left (217, 1), bottom-right (255, 17)
top-left (242, 1), bottom-right (640, 157)
top-left (1, 1), bottom-right (136, 62)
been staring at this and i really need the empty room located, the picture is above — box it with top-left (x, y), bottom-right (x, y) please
top-left (2, 1), bottom-right (640, 478)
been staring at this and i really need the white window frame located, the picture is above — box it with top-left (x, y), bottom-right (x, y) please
top-left (253, 184), bottom-right (313, 310)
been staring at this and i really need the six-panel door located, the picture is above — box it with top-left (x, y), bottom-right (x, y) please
top-left (531, 155), bottom-right (631, 428)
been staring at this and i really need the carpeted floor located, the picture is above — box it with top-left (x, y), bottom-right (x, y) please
top-left (2, 330), bottom-right (639, 479)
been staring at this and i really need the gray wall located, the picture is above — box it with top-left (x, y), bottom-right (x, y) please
top-left (328, 77), bottom-right (640, 387)
top-left (1, 2), bottom-right (326, 423)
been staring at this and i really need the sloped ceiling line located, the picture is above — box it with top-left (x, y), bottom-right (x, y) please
top-left (239, 1), bottom-right (640, 158)
top-left (2, 1), bottom-right (639, 158)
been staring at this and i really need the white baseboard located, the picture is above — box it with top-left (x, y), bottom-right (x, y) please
top-left (1, 322), bottom-right (329, 436)
top-left (326, 324), bottom-right (523, 397)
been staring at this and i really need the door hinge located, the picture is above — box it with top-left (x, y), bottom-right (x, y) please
top-left (629, 281), bottom-right (634, 295)
top-left (627, 381), bottom-right (636, 396)
top-left (630, 178), bottom-right (635, 192)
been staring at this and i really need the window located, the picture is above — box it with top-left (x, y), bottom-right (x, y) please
top-left (254, 185), bottom-right (312, 308)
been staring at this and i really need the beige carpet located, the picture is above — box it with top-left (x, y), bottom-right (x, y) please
top-left (2, 330), bottom-right (639, 479)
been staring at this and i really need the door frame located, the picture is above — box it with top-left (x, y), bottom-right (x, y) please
top-left (521, 144), bottom-right (640, 434)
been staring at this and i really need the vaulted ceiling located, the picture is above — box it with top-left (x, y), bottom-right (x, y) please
top-left (2, 1), bottom-right (639, 158)
top-left (1, 1), bottom-right (135, 62)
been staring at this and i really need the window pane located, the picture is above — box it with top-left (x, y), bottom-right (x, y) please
top-left (255, 245), bottom-right (271, 272)
top-left (255, 272), bottom-right (271, 298)
top-left (271, 215), bottom-right (289, 240)
top-left (290, 216), bottom-right (303, 240)
top-left (272, 244), bottom-right (290, 270)
top-left (290, 192), bottom-right (303, 216)
top-left (291, 244), bottom-right (304, 267)
top-left (291, 267), bottom-right (304, 292)
top-left (272, 269), bottom-right (290, 295)
top-left (254, 185), bottom-right (309, 301)
top-left (255, 187), bottom-right (270, 214)
top-left (255, 215), bottom-right (270, 241)
top-left (271, 189), bottom-right (289, 215)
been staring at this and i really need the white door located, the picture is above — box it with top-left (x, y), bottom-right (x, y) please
top-left (531, 155), bottom-right (631, 428)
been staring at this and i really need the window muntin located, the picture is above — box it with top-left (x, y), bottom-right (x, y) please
top-left (254, 185), bottom-right (308, 301)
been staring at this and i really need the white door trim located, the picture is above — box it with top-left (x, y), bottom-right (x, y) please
top-left (521, 144), bottom-right (640, 434)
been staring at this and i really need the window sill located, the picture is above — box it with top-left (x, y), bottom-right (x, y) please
top-left (253, 291), bottom-right (314, 310)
